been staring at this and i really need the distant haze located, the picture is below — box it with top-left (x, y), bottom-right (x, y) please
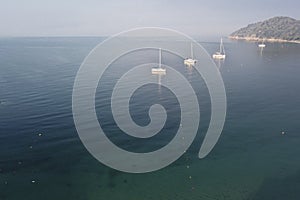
top-left (0, 0), bottom-right (299, 37)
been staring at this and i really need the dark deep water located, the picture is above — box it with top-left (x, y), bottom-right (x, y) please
top-left (1, 37), bottom-right (300, 200)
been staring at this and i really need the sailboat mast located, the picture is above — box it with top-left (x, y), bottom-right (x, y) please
top-left (222, 38), bottom-right (225, 54)
top-left (191, 43), bottom-right (193, 59)
top-left (159, 48), bottom-right (162, 69)
top-left (220, 38), bottom-right (225, 54)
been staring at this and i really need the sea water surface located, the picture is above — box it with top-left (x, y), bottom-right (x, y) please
top-left (0, 37), bottom-right (300, 200)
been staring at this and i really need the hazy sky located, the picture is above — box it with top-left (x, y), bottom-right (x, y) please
top-left (0, 0), bottom-right (299, 37)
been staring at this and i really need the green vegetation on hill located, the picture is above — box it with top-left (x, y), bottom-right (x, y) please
top-left (230, 16), bottom-right (300, 41)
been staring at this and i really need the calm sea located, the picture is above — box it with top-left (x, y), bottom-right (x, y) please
top-left (1, 37), bottom-right (300, 200)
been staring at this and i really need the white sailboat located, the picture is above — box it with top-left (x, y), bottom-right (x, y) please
top-left (213, 38), bottom-right (226, 59)
top-left (184, 43), bottom-right (197, 66)
top-left (258, 38), bottom-right (266, 48)
top-left (152, 48), bottom-right (166, 75)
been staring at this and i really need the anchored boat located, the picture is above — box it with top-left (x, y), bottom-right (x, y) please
top-left (213, 38), bottom-right (226, 59)
top-left (184, 43), bottom-right (197, 66)
top-left (152, 48), bottom-right (166, 75)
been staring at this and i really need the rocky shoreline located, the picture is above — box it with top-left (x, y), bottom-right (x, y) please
top-left (229, 17), bottom-right (300, 44)
top-left (229, 36), bottom-right (300, 44)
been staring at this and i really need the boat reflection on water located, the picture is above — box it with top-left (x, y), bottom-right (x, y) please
top-left (214, 56), bottom-right (225, 70)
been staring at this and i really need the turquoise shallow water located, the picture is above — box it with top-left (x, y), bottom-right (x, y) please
top-left (0, 37), bottom-right (300, 199)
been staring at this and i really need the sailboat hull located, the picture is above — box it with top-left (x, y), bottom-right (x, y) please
top-left (184, 58), bottom-right (196, 66)
top-left (212, 54), bottom-right (226, 59)
top-left (151, 68), bottom-right (166, 75)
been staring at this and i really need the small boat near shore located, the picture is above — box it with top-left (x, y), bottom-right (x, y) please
top-left (258, 39), bottom-right (266, 48)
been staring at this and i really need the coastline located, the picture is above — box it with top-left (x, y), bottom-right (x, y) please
top-left (229, 36), bottom-right (300, 44)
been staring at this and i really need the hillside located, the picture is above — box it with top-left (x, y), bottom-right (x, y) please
top-left (230, 16), bottom-right (300, 43)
